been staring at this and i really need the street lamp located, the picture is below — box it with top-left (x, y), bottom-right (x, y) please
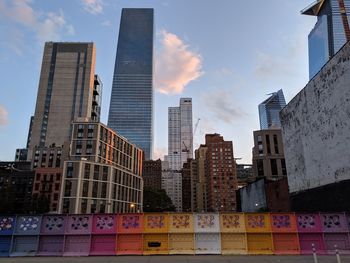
top-left (130, 203), bottom-right (135, 212)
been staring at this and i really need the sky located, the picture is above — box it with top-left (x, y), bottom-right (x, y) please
top-left (0, 0), bottom-right (316, 164)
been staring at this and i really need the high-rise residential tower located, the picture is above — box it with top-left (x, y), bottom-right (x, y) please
top-left (167, 98), bottom-right (193, 170)
top-left (302, 0), bottom-right (350, 79)
top-left (108, 8), bottom-right (154, 160)
top-left (29, 42), bottom-right (101, 158)
top-left (258, 89), bottom-right (286, 130)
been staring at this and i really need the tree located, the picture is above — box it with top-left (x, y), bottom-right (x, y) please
top-left (143, 187), bottom-right (176, 212)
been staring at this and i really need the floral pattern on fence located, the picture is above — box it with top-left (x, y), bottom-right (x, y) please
top-left (172, 215), bottom-right (190, 229)
top-left (322, 214), bottom-right (341, 229)
top-left (95, 216), bottom-right (114, 230)
top-left (222, 215), bottom-right (240, 229)
top-left (147, 215), bottom-right (165, 229)
top-left (44, 216), bottom-right (64, 231)
top-left (247, 215), bottom-right (265, 228)
top-left (197, 215), bottom-right (215, 229)
top-left (18, 216), bottom-right (39, 231)
top-left (70, 216), bottom-right (90, 230)
top-left (0, 217), bottom-right (14, 231)
top-left (121, 215), bottom-right (140, 229)
top-left (298, 214), bottom-right (316, 229)
top-left (272, 215), bottom-right (291, 229)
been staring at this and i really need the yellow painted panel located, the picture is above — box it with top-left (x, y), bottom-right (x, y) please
top-left (220, 213), bottom-right (246, 233)
top-left (221, 233), bottom-right (247, 254)
top-left (245, 213), bottom-right (271, 233)
top-left (168, 213), bottom-right (194, 233)
top-left (143, 213), bottom-right (169, 233)
top-left (247, 233), bottom-right (273, 254)
top-left (169, 233), bottom-right (194, 254)
top-left (143, 234), bottom-right (169, 255)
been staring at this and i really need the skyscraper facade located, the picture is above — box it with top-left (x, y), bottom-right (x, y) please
top-left (167, 98), bottom-right (193, 170)
top-left (29, 42), bottom-right (100, 158)
top-left (108, 8), bottom-right (154, 160)
top-left (302, 0), bottom-right (350, 79)
top-left (258, 89), bottom-right (286, 130)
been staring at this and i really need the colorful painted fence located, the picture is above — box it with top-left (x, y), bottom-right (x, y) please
top-left (0, 212), bottom-right (349, 256)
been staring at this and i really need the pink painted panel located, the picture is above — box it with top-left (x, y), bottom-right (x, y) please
top-left (37, 235), bottom-right (64, 256)
top-left (41, 215), bottom-right (66, 235)
top-left (65, 215), bottom-right (92, 235)
top-left (296, 213), bottom-right (322, 233)
top-left (63, 235), bottom-right (90, 256)
top-left (324, 233), bottom-right (350, 254)
top-left (90, 235), bottom-right (116, 255)
top-left (321, 213), bottom-right (348, 233)
top-left (299, 233), bottom-right (326, 255)
top-left (117, 214), bottom-right (143, 234)
top-left (92, 214), bottom-right (116, 234)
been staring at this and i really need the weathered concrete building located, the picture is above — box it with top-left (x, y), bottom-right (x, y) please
top-left (280, 41), bottom-right (350, 211)
top-left (252, 129), bottom-right (287, 180)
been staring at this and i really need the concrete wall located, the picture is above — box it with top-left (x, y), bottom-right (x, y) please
top-left (280, 42), bottom-right (350, 193)
top-left (240, 178), bottom-right (267, 212)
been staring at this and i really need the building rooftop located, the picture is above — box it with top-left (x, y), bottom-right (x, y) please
top-left (301, 0), bottom-right (325, 16)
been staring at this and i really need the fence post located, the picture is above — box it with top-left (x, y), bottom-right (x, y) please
top-left (312, 243), bottom-right (318, 263)
top-left (335, 244), bottom-right (341, 263)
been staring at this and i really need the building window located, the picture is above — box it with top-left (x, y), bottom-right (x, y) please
top-left (266, 135), bottom-right (271, 154)
top-left (66, 163), bottom-right (73, 178)
top-left (273, 135), bottom-right (279, 154)
top-left (271, 159), bottom-right (278, 175)
top-left (281, 159), bottom-right (287, 175)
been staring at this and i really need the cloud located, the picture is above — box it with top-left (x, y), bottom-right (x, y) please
top-left (254, 31), bottom-right (307, 80)
top-left (0, 106), bottom-right (8, 126)
top-left (101, 20), bottom-right (111, 27)
top-left (202, 89), bottom-right (245, 124)
top-left (153, 147), bottom-right (167, 160)
top-left (254, 51), bottom-right (293, 78)
top-left (81, 0), bottom-right (103, 15)
top-left (155, 30), bottom-right (203, 95)
top-left (0, 0), bottom-right (74, 48)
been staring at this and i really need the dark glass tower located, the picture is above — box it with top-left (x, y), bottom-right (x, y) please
top-left (302, 0), bottom-right (350, 79)
top-left (108, 8), bottom-right (154, 160)
top-left (258, 89), bottom-right (286, 130)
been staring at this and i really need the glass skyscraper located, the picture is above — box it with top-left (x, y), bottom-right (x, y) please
top-left (258, 89), bottom-right (286, 130)
top-left (108, 8), bottom-right (154, 160)
top-left (302, 0), bottom-right (350, 79)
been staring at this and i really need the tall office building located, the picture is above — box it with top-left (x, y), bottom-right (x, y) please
top-left (29, 42), bottom-right (101, 158)
top-left (258, 89), bottom-right (286, 130)
top-left (108, 8), bottom-right (154, 160)
top-left (302, 0), bottom-right (350, 79)
top-left (167, 98), bottom-right (193, 170)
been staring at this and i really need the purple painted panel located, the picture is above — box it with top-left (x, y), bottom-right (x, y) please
top-left (37, 235), bottom-right (64, 256)
top-left (0, 216), bottom-right (16, 235)
top-left (63, 235), bottom-right (90, 256)
top-left (14, 216), bottom-right (42, 235)
top-left (41, 215), bottom-right (66, 235)
top-left (320, 213), bottom-right (348, 233)
top-left (299, 233), bottom-right (326, 255)
top-left (90, 235), bottom-right (116, 255)
top-left (296, 214), bottom-right (322, 233)
top-left (65, 215), bottom-right (92, 235)
top-left (92, 214), bottom-right (116, 234)
top-left (347, 214), bottom-right (350, 232)
top-left (324, 233), bottom-right (350, 253)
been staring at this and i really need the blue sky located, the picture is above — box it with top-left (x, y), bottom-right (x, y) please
top-left (0, 0), bottom-right (315, 163)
